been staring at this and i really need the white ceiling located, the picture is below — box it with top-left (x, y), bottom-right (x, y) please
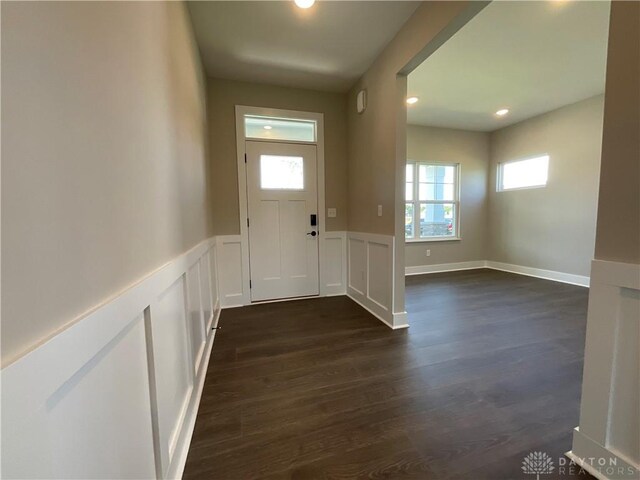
top-left (187, 1), bottom-right (420, 92)
top-left (407, 0), bottom-right (611, 131)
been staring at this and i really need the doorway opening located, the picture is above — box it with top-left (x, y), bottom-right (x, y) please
top-left (402, 0), bottom-right (609, 297)
top-left (397, 0), bottom-right (611, 471)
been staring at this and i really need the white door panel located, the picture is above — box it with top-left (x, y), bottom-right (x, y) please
top-left (246, 141), bottom-right (319, 301)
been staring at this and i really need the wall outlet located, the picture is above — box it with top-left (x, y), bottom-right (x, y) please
top-left (327, 208), bottom-right (337, 218)
top-left (377, 205), bottom-right (383, 217)
top-left (426, 249), bottom-right (431, 257)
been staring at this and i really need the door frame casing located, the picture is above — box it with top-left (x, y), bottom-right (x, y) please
top-left (234, 105), bottom-right (327, 305)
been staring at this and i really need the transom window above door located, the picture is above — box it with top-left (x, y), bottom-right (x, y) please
top-left (405, 162), bottom-right (460, 241)
top-left (244, 115), bottom-right (316, 142)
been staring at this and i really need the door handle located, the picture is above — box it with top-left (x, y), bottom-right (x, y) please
top-left (306, 231), bottom-right (317, 237)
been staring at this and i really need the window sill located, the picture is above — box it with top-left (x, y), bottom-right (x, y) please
top-left (405, 237), bottom-right (461, 244)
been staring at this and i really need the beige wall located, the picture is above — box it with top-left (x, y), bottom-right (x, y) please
top-left (594, 1), bottom-right (640, 265)
top-left (405, 125), bottom-right (490, 267)
top-left (207, 78), bottom-right (348, 234)
top-left (347, 1), bottom-right (482, 236)
top-left (488, 95), bottom-right (605, 277)
top-left (1, 2), bottom-right (211, 365)
top-left (346, 1), bottom-right (484, 313)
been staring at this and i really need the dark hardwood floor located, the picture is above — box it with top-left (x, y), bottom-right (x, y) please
top-left (183, 269), bottom-right (592, 479)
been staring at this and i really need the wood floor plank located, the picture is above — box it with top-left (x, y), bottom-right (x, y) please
top-left (282, 435), bottom-right (434, 480)
top-left (183, 269), bottom-right (591, 479)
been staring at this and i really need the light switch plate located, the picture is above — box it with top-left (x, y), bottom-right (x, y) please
top-left (327, 208), bottom-right (337, 218)
top-left (377, 205), bottom-right (383, 217)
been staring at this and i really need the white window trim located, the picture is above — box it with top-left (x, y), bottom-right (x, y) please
top-left (405, 161), bottom-right (461, 243)
top-left (497, 153), bottom-right (549, 192)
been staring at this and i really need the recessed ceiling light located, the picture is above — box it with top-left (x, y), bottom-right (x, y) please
top-left (263, 125), bottom-right (272, 130)
top-left (294, 0), bottom-right (315, 9)
top-left (406, 96), bottom-right (419, 105)
top-left (496, 108), bottom-right (509, 116)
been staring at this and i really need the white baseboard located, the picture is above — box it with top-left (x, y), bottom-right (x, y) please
top-left (405, 259), bottom-right (590, 287)
top-left (405, 260), bottom-right (486, 276)
top-left (347, 290), bottom-right (393, 328)
top-left (392, 311), bottom-right (409, 330)
top-left (485, 260), bottom-right (590, 287)
top-left (346, 293), bottom-right (408, 331)
top-left (565, 451), bottom-right (608, 480)
top-left (567, 427), bottom-right (640, 479)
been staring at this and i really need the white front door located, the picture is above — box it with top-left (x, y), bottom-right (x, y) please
top-left (245, 141), bottom-right (319, 302)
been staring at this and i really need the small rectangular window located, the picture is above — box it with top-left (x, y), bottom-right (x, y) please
top-left (260, 155), bottom-right (304, 190)
top-left (498, 155), bottom-right (549, 191)
top-left (245, 116), bottom-right (316, 142)
top-left (405, 162), bottom-right (459, 241)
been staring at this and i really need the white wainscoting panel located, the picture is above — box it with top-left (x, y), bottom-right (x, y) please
top-left (368, 241), bottom-right (391, 310)
top-left (2, 314), bottom-right (156, 480)
top-left (148, 276), bottom-right (194, 474)
top-left (208, 244), bottom-right (220, 331)
top-left (568, 260), bottom-right (640, 479)
top-left (185, 263), bottom-right (205, 375)
top-left (608, 288), bottom-right (640, 464)
top-left (1, 237), bottom-right (220, 480)
top-left (347, 232), bottom-right (405, 328)
top-left (348, 236), bottom-right (366, 296)
top-left (321, 231), bottom-right (347, 296)
top-left (199, 252), bottom-right (213, 326)
top-left (216, 235), bottom-right (248, 307)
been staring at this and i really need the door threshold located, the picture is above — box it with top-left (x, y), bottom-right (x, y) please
top-left (250, 294), bottom-right (320, 305)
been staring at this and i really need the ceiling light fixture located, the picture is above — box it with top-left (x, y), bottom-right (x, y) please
top-left (294, 0), bottom-right (315, 9)
top-left (496, 108), bottom-right (509, 116)
top-left (406, 96), bottom-right (419, 105)
top-left (263, 125), bottom-right (272, 130)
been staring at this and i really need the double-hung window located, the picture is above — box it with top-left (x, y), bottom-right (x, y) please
top-left (405, 162), bottom-right (459, 241)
